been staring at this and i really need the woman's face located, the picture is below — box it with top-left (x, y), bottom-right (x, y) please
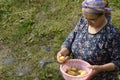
top-left (82, 8), bottom-right (103, 27)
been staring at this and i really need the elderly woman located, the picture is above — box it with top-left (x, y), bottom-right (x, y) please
top-left (56, 0), bottom-right (120, 80)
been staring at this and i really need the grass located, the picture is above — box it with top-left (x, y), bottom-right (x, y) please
top-left (0, 0), bottom-right (120, 80)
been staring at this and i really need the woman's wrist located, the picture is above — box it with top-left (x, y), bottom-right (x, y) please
top-left (60, 48), bottom-right (69, 56)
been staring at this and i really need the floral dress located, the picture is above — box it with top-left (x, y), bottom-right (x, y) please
top-left (61, 16), bottom-right (120, 80)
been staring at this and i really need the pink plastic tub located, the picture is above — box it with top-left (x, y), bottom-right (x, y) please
top-left (60, 59), bottom-right (92, 80)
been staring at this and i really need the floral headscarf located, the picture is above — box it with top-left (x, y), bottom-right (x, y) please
top-left (82, 0), bottom-right (112, 14)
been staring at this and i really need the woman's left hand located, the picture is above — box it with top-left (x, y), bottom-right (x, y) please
top-left (86, 65), bottom-right (103, 80)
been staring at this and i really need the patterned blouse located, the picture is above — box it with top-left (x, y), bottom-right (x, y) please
top-left (61, 16), bottom-right (120, 80)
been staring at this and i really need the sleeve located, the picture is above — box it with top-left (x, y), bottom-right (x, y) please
top-left (110, 32), bottom-right (120, 71)
top-left (61, 16), bottom-right (85, 51)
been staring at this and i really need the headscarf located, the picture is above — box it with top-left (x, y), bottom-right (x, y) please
top-left (82, 0), bottom-right (112, 21)
top-left (82, 0), bottom-right (112, 13)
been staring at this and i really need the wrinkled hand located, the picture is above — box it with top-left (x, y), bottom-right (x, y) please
top-left (56, 50), bottom-right (69, 64)
top-left (86, 65), bottom-right (103, 80)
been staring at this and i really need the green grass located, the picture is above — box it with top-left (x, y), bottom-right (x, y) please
top-left (0, 0), bottom-right (120, 80)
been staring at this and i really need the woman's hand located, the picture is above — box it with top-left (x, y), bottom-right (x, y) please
top-left (56, 48), bottom-right (69, 64)
top-left (86, 63), bottom-right (115, 80)
top-left (86, 65), bottom-right (103, 80)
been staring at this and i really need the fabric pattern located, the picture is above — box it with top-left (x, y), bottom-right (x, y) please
top-left (61, 16), bottom-right (120, 80)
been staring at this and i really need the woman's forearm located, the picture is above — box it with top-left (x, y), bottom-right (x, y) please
top-left (100, 63), bottom-right (115, 72)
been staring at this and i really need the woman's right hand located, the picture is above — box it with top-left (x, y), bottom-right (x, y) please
top-left (56, 48), bottom-right (69, 64)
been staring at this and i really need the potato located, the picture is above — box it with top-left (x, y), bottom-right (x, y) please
top-left (71, 67), bottom-right (77, 72)
top-left (78, 70), bottom-right (87, 75)
top-left (66, 68), bottom-right (71, 73)
top-left (59, 56), bottom-right (65, 62)
top-left (67, 70), bottom-right (76, 76)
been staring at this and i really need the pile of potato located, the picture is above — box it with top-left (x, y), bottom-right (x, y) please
top-left (66, 67), bottom-right (87, 76)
